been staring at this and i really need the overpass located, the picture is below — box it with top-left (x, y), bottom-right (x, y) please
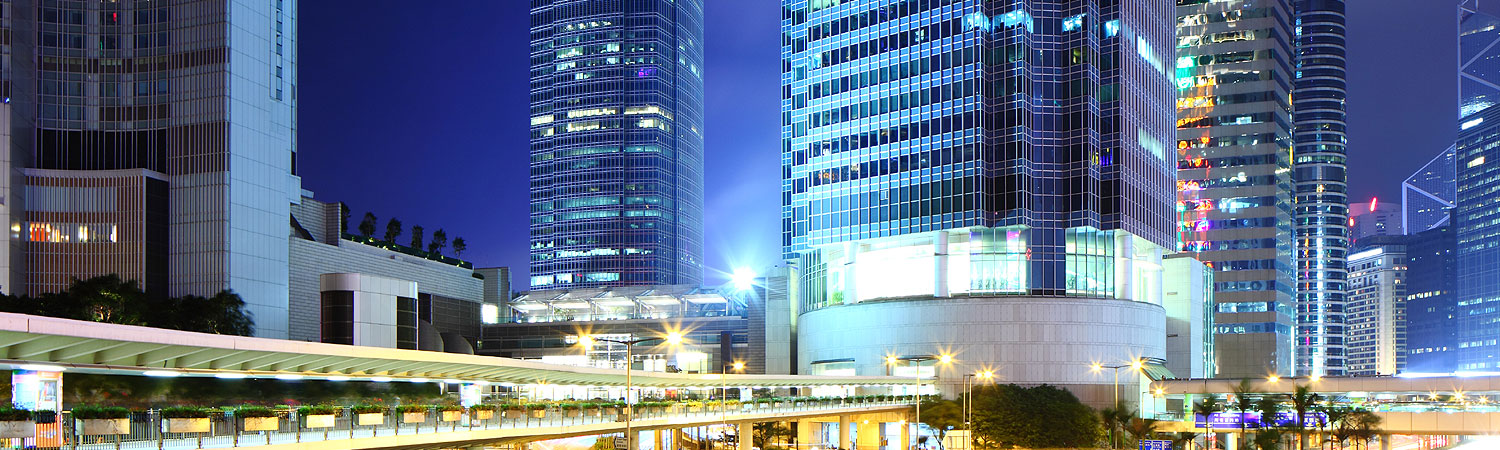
top-left (0, 313), bottom-right (918, 449)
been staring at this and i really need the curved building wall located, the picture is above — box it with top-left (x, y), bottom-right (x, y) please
top-left (798, 297), bottom-right (1166, 408)
top-left (528, 0), bottom-right (705, 289)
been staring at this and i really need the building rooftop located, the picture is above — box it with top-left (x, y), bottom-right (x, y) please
top-left (505, 285), bottom-right (737, 324)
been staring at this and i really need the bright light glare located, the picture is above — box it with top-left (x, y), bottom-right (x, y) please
top-left (410, 377), bottom-right (430, 383)
top-left (732, 361), bottom-right (745, 371)
top-left (143, 370), bottom-right (181, 378)
top-left (371, 377), bottom-right (393, 383)
top-left (19, 365), bottom-right (66, 373)
top-left (665, 332), bottom-right (684, 345)
top-left (275, 374), bottom-right (305, 381)
top-left (731, 267), bottom-right (756, 290)
top-left (979, 370), bottom-right (994, 379)
top-left (939, 354), bottom-right (953, 364)
top-left (214, 373), bottom-right (248, 379)
top-left (1267, 375), bottom-right (1280, 383)
top-left (326, 376), bottom-right (350, 382)
top-left (578, 335), bottom-right (596, 347)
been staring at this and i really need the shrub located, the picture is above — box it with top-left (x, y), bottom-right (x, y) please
top-left (296, 405), bottom-right (338, 416)
top-left (350, 405), bottom-right (385, 414)
top-left (501, 403), bottom-right (527, 411)
top-left (438, 405), bottom-right (464, 412)
top-left (72, 405), bottom-right (130, 420)
top-left (234, 406), bottom-right (276, 418)
top-left (470, 404), bottom-right (498, 412)
top-left (559, 403), bottom-right (581, 410)
top-left (525, 403), bottom-right (549, 411)
top-left (396, 405), bottom-right (429, 414)
top-left (160, 407), bottom-right (211, 419)
top-left (0, 407), bottom-right (32, 421)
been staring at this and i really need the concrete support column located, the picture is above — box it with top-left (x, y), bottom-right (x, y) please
top-left (934, 232), bottom-right (950, 298)
top-left (856, 420), bottom-right (880, 450)
top-left (1117, 233), bottom-right (1136, 302)
top-left (838, 415), bottom-right (852, 450)
top-left (1225, 432), bottom-right (1237, 450)
top-left (649, 429), bottom-right (662, 450)
top-left (899, 416), bottom-right (910, 450)
top-left (844, 242), bottom-right (859, 303)
top-left (671, 428), bottom-right (682, 450)
top-left (1380, 434), bottom-right (1391, 450)
top-left (738, 422), bottom-right (756, 450)
top-left (795, 421), bottom-right (817, 449)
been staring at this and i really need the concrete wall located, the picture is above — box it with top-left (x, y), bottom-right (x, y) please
top-left (1164, 256), bottom-right (1211, 378)
top-left (798, 297), bottom-right (1166, 408)
top-left (289, 238), bottom-right (482, 341)
top-left (321, 273), bottom-right (416, 349)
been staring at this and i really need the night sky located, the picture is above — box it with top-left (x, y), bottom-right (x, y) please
top-left (297, 1), bottom-right (1461, 290)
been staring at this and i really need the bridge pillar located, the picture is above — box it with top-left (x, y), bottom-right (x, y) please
top-left (739, 422), bottom-right (756, 450)
top-left (856, 419), bottom-right (881, 450)
top-left (1380, 434), bottom-right (1390, 450)
top-left (672, 427), bottom-right (683, 450)
top-left (796, 420), bottom-right (818, 449)
top-left (838, 415), bottom-right (852, 450)
top-left (899, 415), bottom-right (910, 450)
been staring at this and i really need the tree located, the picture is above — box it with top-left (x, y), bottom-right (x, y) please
top-left (1288, 384), bottom-right (1322, 450)
top-left (1346, 411), bottom-right (1381, 450)
top-left (1172, 432), bottom-right (1200, 450)
top-left (1323, 407), bottom-right (1354, 450)
top-left (383, 217), bottom-right (403, 243)
top-left (452, 237), bottom-right (468, 257)
top-left (0, 275), bottom-right (254, 336)
top-left (428, 228), bottom-right (448, 255)
top-left (1101, 403), bottom-right (1133, 449)
top-left (919, 398), bottom-right (963, 448)
top-left (1254, 396), bottom-right (1283, 450)
top-left (339, 203), bottom-right (352, 233)
top-left (1231, 380), bottom-right (1258, 450)
top-left (1193, 393), bottom-right (1223, 443)
top-left (1253, 428), bottom-right (1284, 450)
top-left (358, 212), bottom-right (377, 238)
top-left (1123, 417), bottom-right (1160, 449)
top-left (753, 422), bottom-right (795, 450)
top-left (971, 384), bottom-right (1101, 449)
top-left (410, 225), bottom-right (425, 250)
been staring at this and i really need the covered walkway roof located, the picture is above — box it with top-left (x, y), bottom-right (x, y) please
top-left (0, 313), bottom-right (904, 388)
top-left (1155, 374), bottom-right (1500, 396)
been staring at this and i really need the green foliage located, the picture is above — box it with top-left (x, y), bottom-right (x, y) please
top-left (409, 225), bottom-right (425, 250)
top-left (469, 404), bottom-right (497, 412)
top-left (970, 384), bottom-right (1101, 449)
top-left (296, 405), bottom-right (338, 416)
top-left (1254, 427), bottom-right (1284, 450)
top-left (438, 405), bottom-right (463, 412)
top-left (428, 229), bottom-right (447, 254)
top-left (396, 405), bottom-right (428, 413)
top-left (918, 398), bottom-right (962, 440)
top-left (0, 407), bottom-right (33, 421)
top-left (0, 275), bottom-right (254, 336)
top-left (501, 403), bottom-right (527, 411)
top-left (350, 405), bottom-right (385, 414)
top-left (1288, 384), bottom-right (1322, 450)
top-left (65, 373), bottom-right (442, 408)
top-left (382, 217), bottom-right (402, 242)
top-left (72, 405), bottom-right (131, 419)
top-left (452, 237), bottom-right (467, 257)
top-left (159, 406), bottom-right (211, 419)
top-left (1124, 417), bottom-right (1161, 449)
top-left (359, 212), bottom-right (378, 238)
top-left (234, 406), bottom-right (276, 418)
top-left (525, 403), bottom-right (549, 411)
top-left (753, 422), bottom-right (795, 450)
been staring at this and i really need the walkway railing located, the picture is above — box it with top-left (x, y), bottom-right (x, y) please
top-left (3, 399), bottom-right (913, 450)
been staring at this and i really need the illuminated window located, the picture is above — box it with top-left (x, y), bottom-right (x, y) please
top-left (27, 222), bottom-right (118, 243)
top-left (530, 115), bottom-right (554, 126)
top-left (567, 108), bottom-right (617, 118)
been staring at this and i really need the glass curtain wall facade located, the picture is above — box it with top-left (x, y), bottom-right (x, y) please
top-left (1404, 213), bottom-right (1456, 374)
top-left (780, 0), bottom-right (1178, 305)
top-left (1402, 146), bottom-right (1456, 233)
top-left (1175, 0), bottom-right (1298, 377)
top-left (0, 1), bottom-right (300, 338)
top-left (529, 0), bottom-right (706, 289)
top-left (1291, 0), bottom-right (1349, 377)
top-left (1455, 105), bottom-right (1500, 371)
top-left (1460, 0), bottom-right (1500, 119)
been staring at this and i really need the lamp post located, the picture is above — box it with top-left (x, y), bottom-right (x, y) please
top-left (721, 360), bottom-right (744, 450)
top-left (579, 332), bottom-right (684, 450)
top-left (887, 353), bottom-right (952, 450)
top-left (1090, 359), bottom-right (1145, 449)
top-left (962, 370), bottom-right (995, 431)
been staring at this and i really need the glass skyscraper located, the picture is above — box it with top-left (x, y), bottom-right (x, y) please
top-left (1455, 105), bottom-right (1500, 371)
top-left (1175, 0), bottom-right (1297, 377)
top-left (782, 0), bottom-right (1181, 401)
top-left (0, 0), bottom-right (300, 338)
top-left (1402, 146), bottom-right (1456, 233)
top-left (1292, 0), bottom-right (1350, 377)
top-left (528, 0), bottom-right (705, 289)
top-left (1404, 212), bottom-right (1456, 374)
top-left (1460, 0), bottom-right (1500, 119)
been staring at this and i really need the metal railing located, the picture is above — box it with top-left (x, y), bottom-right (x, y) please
top-left (1, 399), bottom-right (913, 450)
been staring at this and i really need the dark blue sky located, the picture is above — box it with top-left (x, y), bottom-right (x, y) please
top-left (298, 1), bottom-right (1455, 290)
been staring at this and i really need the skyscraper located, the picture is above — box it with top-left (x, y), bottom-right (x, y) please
top-left (527, 0), bottom-right (705, 289)
top-left (1460, 0), bottom-right (1500, 119)
top-left (782, 0), bottom-right (1180, 406)
top-left (1404, 212), bottom-right (1456, 374)
top-left (1176, 0), bottom-right (1298, 377)
top-left (0, 1), bottom-right (300, 338)
top-left (1344, 237), bottom-right (1405, 376)
top-left (1455, 104), bottom-right (1500, 371)
top-left (1292, 0), bottom-right (1350, 377)
top-left (1402, 146), bottom-right (1456, 233)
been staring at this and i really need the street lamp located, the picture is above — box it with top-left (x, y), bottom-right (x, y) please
top-left (720, 360), bottom-right (746, 449)
top-left (578, 332), bottom-right (685, 450)
top-left (1090, 359), bottom-right (1147, 449)
top-left (887, 353), bottom-right (953, 450)
top-left (963, 370), bottom-right (995, 430)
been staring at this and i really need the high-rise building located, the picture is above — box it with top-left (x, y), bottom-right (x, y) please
top-left (0, 1), bottom-right (300, 338)
top-left (1402, 146), bottom-right (1457, 233)
top-left (1404, 211), bottom-right (1456, 374)
top-left (1349, 199), bottom-right (1402, 243)
top-left (1345, 237), bottom-right (1405, 376)
top-left (1176, 0), bottom-right (1297, 377)
top-left (1460, 0), bottom-right (1500, 119)
top-left (1291, 0), bottom-right (1350, 377)
top-left (1455, 104), bottom-right (1500, 371)
top-left (527, 0), bottom-right (705, 289)
top-left (782, 0), bottom-right (1179, 407)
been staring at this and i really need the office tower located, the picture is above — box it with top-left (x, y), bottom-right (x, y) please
top-left (3, 1), bottom-right (299, 338)
top-left (1403, 147), bottom-right (1457, 233)
top-left (1455, 105), bottom-right (1500, 371)
top-left (1461, 0), bottom-right (1500, 119)
top-left (1349, 199), bottom-right (1402, 242)
top-left (782, 0), bottom-right (1179, 406)
top-left (1176, 0), bottom-right (1297, 377)
top-left (527, 0), bottom-right (705, 289)
top-left (1164, 255), bottom-right (1215, 379)
top-left (1404, 211), bottom-right (1456, 374)
top-left (1345, 237), bottom-right (1405, 376)
top-left (1291, 0), bottom-right (1350, 377)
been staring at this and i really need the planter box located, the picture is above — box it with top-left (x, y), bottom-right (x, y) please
top-left (528, 410), bottom-right (547, 419)
top-left (440, 411), bottom-right (462, 422)
top-left (401, 412), bottom-right (427, 424)
top-left (356, 413), bottom-right (384, 426)
top-left (0, 421), bottom-right (33, 439)
top-left (164, 418), bottom-right (211, 434)
top-left (687, 406), bottom-right (703, 413)
top-left (503, 410), bottom-right (526, 419)
top-left (564, 409), bottom-right (582, 418)
top-left (304, 414), bottom-right (335, 429)
top-left (78, 418), bottom-right (131, 436)
top-left (243, 417), bottom-right (279, 432)
top-left (474, 410), bottom-right (495, 420)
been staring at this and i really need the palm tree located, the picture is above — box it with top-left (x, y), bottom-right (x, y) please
top-left (1101, 403), bottom-right (1127, 449)
top-left (1288, 385), bottom-right (1322, 450)
top-left (1322, 407), bottom-right (1353, 450)
top-left (1255, 395), bottom-right (1282, 450)
top-left (1346, 410), bottom-right (1381, 450)
top-left (428, 228), bottom-right (448, 254)
top-left (1193, 394), bottom-right (1223, 450)
top-left (1231, 380), bottom-right (1258, 450)
top-left (1124, 417), bottom-right (1160, 449)
top-left (1173, 431), bottom-right (1200, 450)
